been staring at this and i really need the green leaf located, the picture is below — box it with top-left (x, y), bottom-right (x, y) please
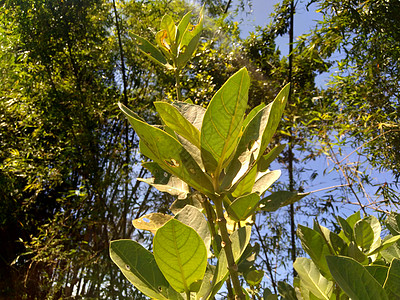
top-left (260, 191), bottom-right (308, 212)
top-left (326, 255), bottom-right (388, 300)
top-left (312, 221), bottom-right (346, 255)
top-left (160, 15), bottom-right (176, 50)
top-left (110, 240), bottom-right (182, 300)
top-left (130, 33), bottom-right (172, 69)
top-left (263, 288), bottom-right (279, 300)
top-left (277, 281), bottom-right (298, 300)
top-left (297, 225), bottom-right (332, 279)
top-left (338, 216), bottom-right (354, 243)
top-left (154, 219), bottom-right (207, 293)
top-left (257, 144), bottom-right (286, 172)
top-left (347, 211), bottom-right (361, 227)
top-left (221, 99), bottom-right (282, 191)
top-left (242, 103), bottom-right (265, 129)
top-left (119, 103), bottom-right (214, 195)
top-left (329, 231), bottom-right (348, 255)
top-left (365, 265), bottom-right (389, 286)
top-left (386, 213), bottom-right (400, 236)
top-left (381, 237), bottom-right (400, 262)
top-left (354, 220), bottom-right (375, 251)
top-left (231, 166), bottom-right (257, 197)
top-left (170, 102), bottom-right (206, 169)
top-left (363, 216), bottom-right (382, 253)
top-left (383, 258), bottom-right (400, 298)
top-left (200, 67), bottom-right (250, 176)
top-left (175, 205), bottom-right (211, 254)
top-left (132, 213), bottom-right (173, 234)
top-left (252, 170), bottom-right (281, 195)
top-left (259, 83), bottom-right (290, 154)
top-left (176, 11), bottom-right (191, 45)
top-left (368, 235), bottom-right (400, 256)
top-left (227, 193), bottom-right (260, 222)
top-left (348, 241), bottom-right (368, 264)
top-left (155, 101), bottom-right (201, 148)
top-left (177, 9), bottom-right (203, 69)
top-left (245, 269), bottom-right (264, 286)
top-left (293, 258), bottom-right (333, 300)
top-left (195, 266), bottom-right (215, 300)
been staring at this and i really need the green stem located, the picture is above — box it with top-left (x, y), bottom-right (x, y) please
top-left (200, 194), bottom-right (221, 255)
top-left (174, 67), bottom-right (183, 102)
top-left (214, 196), bottom-right (245, 299)
top-left (186, 290), bottom-right (191, 299)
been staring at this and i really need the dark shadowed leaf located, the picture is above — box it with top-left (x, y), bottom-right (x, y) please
top-left (110, 240), bottom-right (183, 299)
top-left (119, 103), bottom-right (214, 195)
top-left (326, 255), bottom-right (388, 300)
top-left (260, 191), bottom-right (308, 212)
top-left (130, 33), bottom-right (172, 69)
top-left (383, 258), bottom-right (400, 298)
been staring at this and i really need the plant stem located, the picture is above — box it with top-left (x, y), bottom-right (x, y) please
top-left (200, 194), bottom-right (221, 255)
top-left (214, 196), bottom-right (245, 299)
top-left (226, 277), bottom-right (235, 299)
top-left (174, 67), bottom-right (183, 102)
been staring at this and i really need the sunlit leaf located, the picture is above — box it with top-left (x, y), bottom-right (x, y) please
top-left (257, 144), bottom-right (286, 172)
top-left (227, 193), bottom-right (260, 222)
top-left (160, 14), bottom-right (176, 51)
top-left (132, 213), bottom-right (173, 234)
top-left (231, 167), bottom-right (257, 198)
top-left (354, 219), bottom-right (375, 251)
top-left (155, 101), bottom-right (201, 148)
top-left (154, 219), bottom-right (207, 293)
top-left (201, 68), bottom-right (250, 176)
top-left (297, 225), bottom-right (332, 280)
top-left (252, 170), bottom-right (281, 195)
top-left (177, 9), bottom-right (203, 69)
top-left (338, 216), bottom-right (354, 243)
top-left (176, 11), bottom-right (191, 45)
top-left (138, 175), bottom-right (189, 199)
top-left (170, 192), bottom-right (203, 215)
top-left (245, 269), bottom-right (264, 286)
top-left (294, 257), bottom-right (333, 300)
top-left (222, 101), bottom-right (277, 191)
top-left (259, 83), bottom-right (290, 155)
top-left (175, 205), bottom-right (211, 254)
